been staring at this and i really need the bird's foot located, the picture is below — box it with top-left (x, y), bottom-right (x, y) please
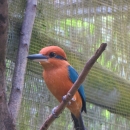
top-left (52, 106), bottom-right (59, 118)
top-left (62, 95), bottom-right (71, 104)
top-left (71, 96), bottom-right (76, 101)
top-left (62, 95), bottom-right (67, 102)
top-left (62, 94), bottom-right (76, 105)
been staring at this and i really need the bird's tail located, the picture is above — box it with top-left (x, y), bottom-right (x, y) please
top-left (71, 113), bottom-right (87, 130)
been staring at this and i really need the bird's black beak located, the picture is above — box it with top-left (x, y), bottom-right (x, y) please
top-left (27, 54), bottom-right (48, 62)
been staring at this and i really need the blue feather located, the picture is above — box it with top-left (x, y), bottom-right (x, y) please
top-left (68, 66), bottom-right (87, 113)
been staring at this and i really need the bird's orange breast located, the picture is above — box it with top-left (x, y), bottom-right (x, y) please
top-left (43, 64), bottom-right (82, 118)
top-left (43, 66), bottom-right (73, 102)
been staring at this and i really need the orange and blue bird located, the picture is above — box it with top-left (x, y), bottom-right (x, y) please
top-left (27, 46), bottom-right (87, 130)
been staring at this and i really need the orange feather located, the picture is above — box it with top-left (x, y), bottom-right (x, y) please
top-left (39, 46), bottom-right (82, 118)
top-left (43, 60), bottom-right (82, 118)
top-left (27, 46), bottom-right (86, 130)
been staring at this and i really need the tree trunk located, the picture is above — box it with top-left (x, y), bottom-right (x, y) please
top-left (8, 0), bottom-right (37, 123)
top-left (0, 0), bottom-right (15, 129)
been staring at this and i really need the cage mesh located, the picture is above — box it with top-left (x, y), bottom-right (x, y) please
top-left (6, 0), bottom-right (130, 130)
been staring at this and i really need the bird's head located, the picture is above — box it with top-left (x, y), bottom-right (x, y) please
top-left (27, 46), bottom-right (68, 69)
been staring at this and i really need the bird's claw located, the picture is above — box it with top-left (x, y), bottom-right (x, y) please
top-left (71, 97), bottom-right (76, 101)
top-left (52, 106), bottom-right (59, 118)
top-left (62, 95), bottom-right (67, 102)
top-left (63, 95), bottom-right (71, 104)
top-left (62, 94), bottom-right (76, 105)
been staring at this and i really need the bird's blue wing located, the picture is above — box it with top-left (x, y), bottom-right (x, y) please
top-left (68, 65), bottom-right (87, 113)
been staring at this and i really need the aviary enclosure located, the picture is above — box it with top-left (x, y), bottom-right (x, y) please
top-left (6, 0), bottom-right (130, 130)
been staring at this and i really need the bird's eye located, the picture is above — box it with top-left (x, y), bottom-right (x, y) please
top-left (49, 52), bottom-right (56, 58)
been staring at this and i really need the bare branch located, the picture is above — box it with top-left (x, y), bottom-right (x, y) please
top-left (40, 43), bottom-right (107, 130)
top-left (8, 0), bottom-right (37, 123)
top-left (0, 0), bottom-right (15, 129)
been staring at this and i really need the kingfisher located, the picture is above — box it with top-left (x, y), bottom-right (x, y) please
top-left (27, 46), bottom-right (87, 130)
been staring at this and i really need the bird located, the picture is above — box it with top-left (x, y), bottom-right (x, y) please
top-left (27, 46), bottom-right (87, 130)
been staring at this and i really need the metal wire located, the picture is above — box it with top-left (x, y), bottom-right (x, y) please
top-left (7, 0), bottom-right (130, 129)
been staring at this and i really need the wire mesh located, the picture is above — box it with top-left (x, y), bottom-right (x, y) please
top-left (6, 0), bottom-right (130, 130)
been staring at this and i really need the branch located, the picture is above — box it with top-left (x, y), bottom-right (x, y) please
top-left (8, 0), bottom-right (37, 123)
top-left (0, 0), bottom-right (15, 129)
top-left (40, 43), bottom-right (107, 130)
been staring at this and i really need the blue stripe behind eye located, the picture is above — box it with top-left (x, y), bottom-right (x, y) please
top-left (55, 55), bottom-right (67, 61)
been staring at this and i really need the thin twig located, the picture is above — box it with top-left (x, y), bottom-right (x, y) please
top-left (40, 43), bottom-right (107, 130)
